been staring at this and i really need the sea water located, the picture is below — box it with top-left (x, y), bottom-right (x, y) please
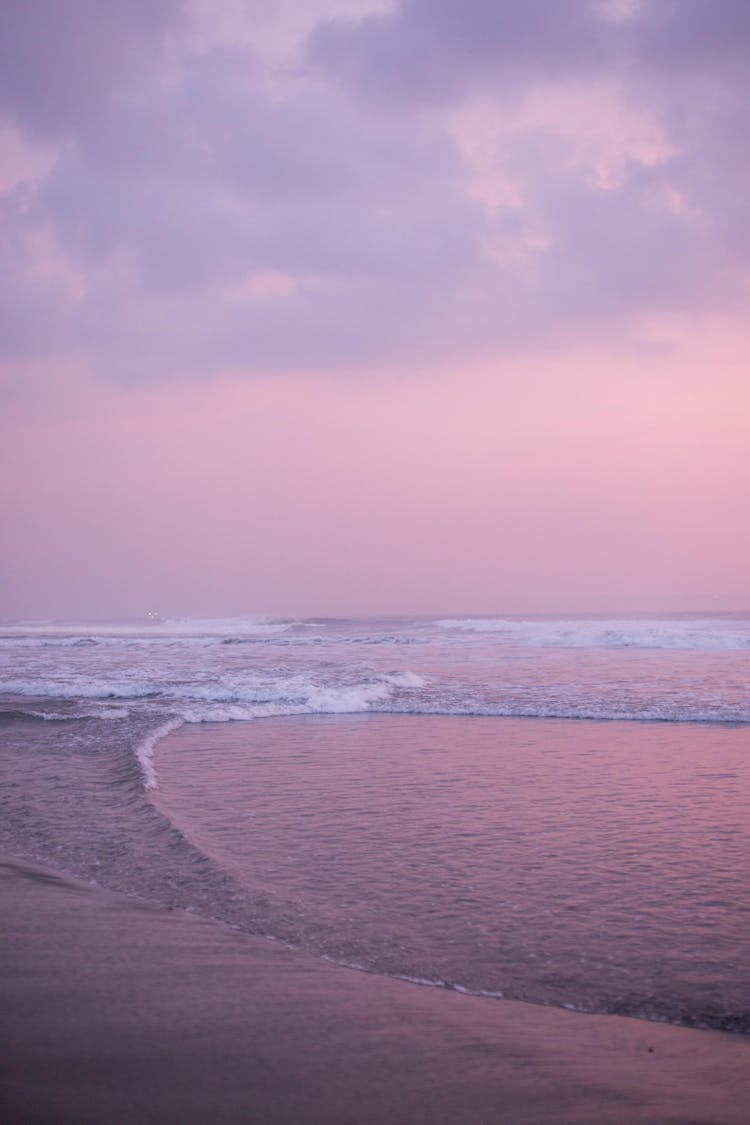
top-left (1, 613), bottom-right (749, 1032)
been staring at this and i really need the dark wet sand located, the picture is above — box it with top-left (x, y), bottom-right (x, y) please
top-left (1, 857), bottom-right (748, 1125)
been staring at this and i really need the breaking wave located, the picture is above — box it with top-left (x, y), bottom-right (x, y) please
top-left (135, 718), bottom-right (185, 789)
top-left (437, 617), bottom-right (750, 650)
top-left (0, 616), bottom-right (294, 643)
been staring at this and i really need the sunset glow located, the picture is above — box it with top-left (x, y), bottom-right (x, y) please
top-left (2, 1), bottom-right (749, 618)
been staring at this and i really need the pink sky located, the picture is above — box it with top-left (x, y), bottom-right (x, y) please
top-left (1, 1), bottom-right (749, 618)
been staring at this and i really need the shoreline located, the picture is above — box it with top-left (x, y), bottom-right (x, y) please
top-left (2, 854), bottom-right (749, 1124)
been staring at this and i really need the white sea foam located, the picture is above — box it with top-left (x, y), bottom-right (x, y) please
top-left (0, 636), bottom-right (101, 648)
top-left (392, 975), bottom-right (503, 999)
top-left (302, 681), bottom-right (392, 713)
top-left (379, 670), bottom-right (426, 688)
top-left (174, 674), bottom-right (426, 723)
top-left (395, 975), bottom-right (447, 988)
top-left (0, 676), bottom-right (170, 700)
top-left (437, 617), bottom-right (750, 650)
top-left (156, 616), bottom-right (294, 637)
top-left (135, 718), bottom-right (184, 789)
top-left (26, 707), bottom-right (131, 721)
top-left (2, 668), bottom-right (750, 724)
top-left (3, 615), bottom-right (750, 729)
top-left (387, 700), bottom-right (750, 723)
top-left (132, 676), bottom-right (423, 788)
top-left (0, 616), bottom-right (293, 641)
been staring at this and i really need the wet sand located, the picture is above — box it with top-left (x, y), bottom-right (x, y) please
top-left (1, 857), bottom-right (748, 1124)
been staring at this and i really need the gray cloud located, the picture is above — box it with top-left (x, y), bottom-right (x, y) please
top-left (632, 0), bottom-right (750, 73)
top-left (35, 53), bottom-right (479, 283)
top-left (0, 0), bottom-right (185, 140)
top-left (1, 1), bottom-right (749, 380)
top-left (309, 0), bottom-right (610, 105)
top-left (309, 0), bottom-right (750, 102)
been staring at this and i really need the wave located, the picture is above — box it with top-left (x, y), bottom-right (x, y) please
top-left (0, 708), bottom-right (59, 723)
top-left (0, 670), bottom-right (428, 723)
top-left (4, 614), bottom-right (750, 652)
top-left (129, 699), bottom-right (750, 726)
top-left (0, 636), bottom-right (103, 648)
top-left (387, 701), bottom-right (750, 724)
top-left (0, 632), bottom-right (421, 652)
top-left (149, 616), bottom-right (295, 639)
top-left (437, 617), bottom-right (750, 650)
top-left (0, 704), bottom-right (131, 721)
top-left (135, 718), bottom-right (185, 789)
top-left (2, 665), bottom-right (749, 725)
top-left (0, 616), bottom-right (294, 642)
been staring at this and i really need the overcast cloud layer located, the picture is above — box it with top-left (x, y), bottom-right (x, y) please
top-left (2, 0), bottom-right (749, 382)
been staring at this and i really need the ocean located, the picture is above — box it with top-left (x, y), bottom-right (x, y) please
top-left (2, 613), bottom-right (749, 1034)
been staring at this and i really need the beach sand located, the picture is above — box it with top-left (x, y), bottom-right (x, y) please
top-left (1, 857), bottom-right (748, 1124)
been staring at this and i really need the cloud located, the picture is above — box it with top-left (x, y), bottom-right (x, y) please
top-left (2, 42), bottom-right (488, 375)
top-left (632, 0), bottom-right (750, 73)
top-left (308, 0), bottom-right (611, 105)
top-left (0, 0), bottom-right (185, 140)
top-left (1, 0), bottom-right (749, 382)
top-left (309, 0), bottom-right (750, 103)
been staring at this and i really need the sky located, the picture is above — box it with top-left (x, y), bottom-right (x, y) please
top-left (1, 0), bottom-right (749, 619)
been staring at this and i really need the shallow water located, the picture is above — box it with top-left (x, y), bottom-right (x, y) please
top-left (152, 715), bottom-right (750, 1029)
top-left (2, 613), bottom-right (749, 1033)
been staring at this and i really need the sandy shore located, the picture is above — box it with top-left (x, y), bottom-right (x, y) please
top-left (1, 856), bottom-right (748, 1124)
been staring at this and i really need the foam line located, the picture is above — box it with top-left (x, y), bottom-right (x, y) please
top-left (135, 718), bottom-right (184, 790)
